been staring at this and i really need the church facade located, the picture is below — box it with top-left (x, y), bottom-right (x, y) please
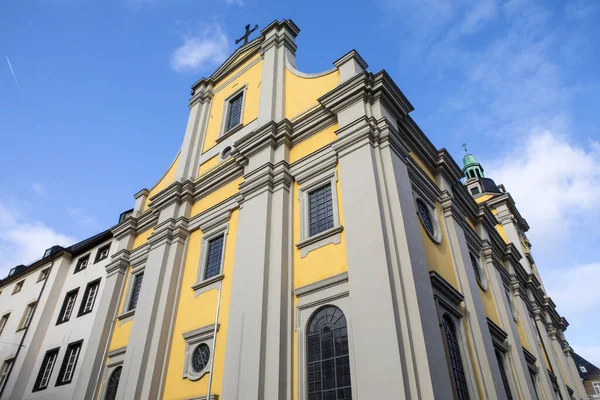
top-left (0, 19), bottom-right (588, 400)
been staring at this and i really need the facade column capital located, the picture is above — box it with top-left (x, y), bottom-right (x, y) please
top-left (105, 250), bottom-right (130, 277)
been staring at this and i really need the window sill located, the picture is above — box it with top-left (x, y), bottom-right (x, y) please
top-left (296, 225), bottom-right (343, 258)
top-left (117, 309), bottom-right (135, 325)
top-left (77, 310), bottom-right (92, 318)
top-left (192, 274), bottom-right (225, 297)
top-left (216, 124), bottom-right (244, 144)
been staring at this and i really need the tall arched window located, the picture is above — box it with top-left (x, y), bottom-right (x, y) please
top-left (306, 305), bottom-right (352, 400)
top-left (442, 316), bottom-right (470, 400)
top-left (105, 366), bottom-right (122, 400)
top-left (495, 349), bottom-right (513, 400)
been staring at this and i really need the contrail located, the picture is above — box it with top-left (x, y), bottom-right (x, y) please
top-left (6, 56), bottom-right (21, 92)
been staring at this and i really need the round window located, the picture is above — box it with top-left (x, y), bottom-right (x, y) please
top-left (191, 343), bottom-right (210, 373)
top-left (221, 146), bottom-right (232, 160)
top-left (416, 199), bottom-right (435, 238)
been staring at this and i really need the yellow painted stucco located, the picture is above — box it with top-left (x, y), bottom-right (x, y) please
top-left (198, 154), bottom-right (220, 177)
top-left (289, 124), bottom-right (338, 164)
top-left (515, 317), bottom-right (532, 352)
top-left (478, 286), bottom-right (501, 327)
top-left (495, 224), bottom-right (508, 243)
top-left (162, 209), bottom-right (239, 399)
top-left (475, 194), bottom-right (494, 204)
top-left (107, 269), bottom-right (134, 352)
top-left (465, 217), bottom-right (477, 231)
top-left (190, 176), bottom-right (244, 218)
top-left (133, 228), bottom-right (153, 250)
top-left (462, 318), bottom-right (485, 399)
top-left (144, 153), bottom-right (181, 211)
top-left (202, 57), bottom-right (263, 153)
top-left (420, 206), bottom-right (460, 290)
top-left (409, 152), bottom-right (436, 182)
top-left (293, 165), bottom-right (348, 289)
top-left (284, 68), bottom-right (340, 120)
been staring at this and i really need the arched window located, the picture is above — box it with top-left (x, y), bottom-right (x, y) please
top-left (416, 199), bottom-right (435, 237)
top-left (495, 349), bottom-right (513, 400)
top-left (306, 305), bottom-right (352, 400)
top-left (105, 366), bottom-right (122, 400)
top-left (442, 316), bottom-right (470, 400)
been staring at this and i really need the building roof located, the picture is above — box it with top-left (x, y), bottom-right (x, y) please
top-left (573, 352), bottom-right (600, 379)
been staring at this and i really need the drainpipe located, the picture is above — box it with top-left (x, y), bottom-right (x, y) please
top-left (0, 257), bottom-right (55, 399)
top-left (206, 280), bottom-right (222, 400)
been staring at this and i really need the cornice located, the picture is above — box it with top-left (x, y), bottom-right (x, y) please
top-left (112, 218), bottom-right (137, 241)
top-left (147, 217), bottom-right (190, 250)
top-left (290, 146), bottom-right (337, 183)
top-left (232, 120), bottom-right (292, 163)
top-left (487, 318), bottom-right (509, 351)
top-left (130, 244), bottom-right (149, 268)
top-left (188, 196), bottom-right (239, 233)
top-left (105, 250), bottom-right (130, 277)
top-left (430, 271), bottom-right (464, 307)
top-left (237, 161), bottom-right (293, 202)
top-left (193, 159), bottom-right (244, 203)
top-left (289, 106), bottom-right (336, 145)
top-left (486, 193), bottom-right (530, 233)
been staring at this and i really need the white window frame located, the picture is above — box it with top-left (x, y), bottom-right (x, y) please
top-left (37, 268), bottom-right (50, 282)
top-left (74, 254), bottom-right (90, 273)
top-left (95, 244), bottom-right (111, 263)
top-left (100, 347), bottom-right (126, 400)
top-left (19, 302), bottom-right (36, 330)
top-left (294, 272), bottom-right (356, 400)
top-left (469, 252), bottom-right (488, 291)
top-left (58, 289), bottom-right (79, 324)
top-left (0, 358), bottom-right (13, 393)
top-left (219, 84), bottom-right (247, 138)
top-left (0, 313), bottom-right (9, 335)
top-left (182, 324), bottom-right (218, 381)
top-left (192, 223), bottom-right (228, 296)
top-left (36, 349), bottom-right (58, 390)
top-left (296, 168), bottom-right (343, 257)
top-left (593, 381), bottom-right (600, 395)
top-left (12, 280), bottom-right (24, 295)
top-left (79, 279), bottom-right (100, 316)
top-left (58, 341), bottom-right (82, 384)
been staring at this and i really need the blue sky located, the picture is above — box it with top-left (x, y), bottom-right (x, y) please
top-left (1, 0), bottom-right (599, 364)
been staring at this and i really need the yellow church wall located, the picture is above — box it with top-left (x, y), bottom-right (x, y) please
top-left (478, 286), bottom-right (501, 327)
top-left (284, 68), bottom-right (340, 120)
top-left (162, 209), bottom-right (239, 399)
top-left (475, 194), bottom-right (494, 204)
top-left (133, 228), bottom-right (153, 250)
top-left (197, 154), bottom-right (220, 177)
top-left (107, 269), bottom-right (134, 352)
top-left (420, 207), bottom-right (460, 290)
top-left (293, 166), bottom-right (348, 289)
top-left (409, 152), bottom-right (436, 182)
top-left (190, 176), bottom-right (244, 218)
top-left (495, 224), bottom-right (508, 243)
top-left (202, 57), bottom-right (263, 153)
top-left (144, 153), bottom-right (181, 211)
top-left (289, 124), bottom-right (338, 164)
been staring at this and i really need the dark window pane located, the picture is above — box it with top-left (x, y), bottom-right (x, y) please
top-left (496, 350), bottom-right (513, 400)
top-left (308, 185), bottom-right (334, 236)
top-left (416, 199), bottom-right (435, 237)
top-left (225, 93), bottom-right (243, 132)
top-left (442, 316), bottom-right (470, 400)
top-left (128, 273), bottom-right (144, 311)
top-left (204, 234), bottom-right (224, 279)
top-left (105, 366), bottom-right (122, 400)
top-left (306, 305), bottom-right (352, 399)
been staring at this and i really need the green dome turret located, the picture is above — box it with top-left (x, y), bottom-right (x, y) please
top-left (461, 144), bottom-right (484, 180)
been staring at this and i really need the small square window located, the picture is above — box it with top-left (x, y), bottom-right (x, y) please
top-left (57, 289), bottom-right (79, 325)
top-left (224, 92), bottom-right (244, 133)
top-left (74, 255), bottom-right (90, 273)
top-left (33, 349), bottom-right (59, 391)
top-left (12, 280), bottom-right (24, 295)
top-left (579, 366), bottom-right (587, 373)
top-left (94, 244), bottom-right (111, 263)
top-left (38, 268), bottom-right (50, 282)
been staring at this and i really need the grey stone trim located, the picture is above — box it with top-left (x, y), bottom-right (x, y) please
top-left (294, 272), bottom-right (348, 298)
top-left (192, 274), bottom-right (225, 297)
top-left (487, 318), bottom-right (509, 352)
top-left (429, 271), bottom-right (464, 315)
top-left (413, 191), bottom-right (443, 244)
top-left (117, 264), bottom-right (145, 325)
top-left (182, 324), bottom-right (219, 381)
top-left (289, 106), bottom-right (337, 144)
top-left (214, 58), bottom-right (260, 94)
top-left (105, 250), bottom-right (130, 278)
top-left (522, 347), bottom-right (538, 372)
top-left (129, 244), bottom-right (149, 268)
top-left (99, 346), bottom-right (126, 400)
top-left (116, 309), bottom-right (135, 324)
top-left (106, 347), bottom-right (126, 359)
top-left (188, 395), bottom-right (218, 400)
top-left (194, 223), bottom-right (229, 287)
top-left (295, 225), bottom-right (343, 257)
top-left (217, 84), bottom-right (248, 138)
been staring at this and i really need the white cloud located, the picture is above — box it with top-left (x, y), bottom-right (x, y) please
top-left (0, 202), bottom-right (75, 278)
top-left (29, 182), bottom-right (48, 199)
top-left (485, 130), bottom-right (600, 242)
top-left (459, 0), bottom-right (497, 34)
top-left (545, 263), bottom-right (600, 315)
top-left (170, 25), bottom-right (229, 73)
top-left (67, 207), bottom-right (100, 230)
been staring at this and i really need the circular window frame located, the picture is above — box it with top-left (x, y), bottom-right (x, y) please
top-left (220, 146), bottom-right (233, 161)
top-left (469, 253), bottom-right (488, 291)
top-left (191, 343), bottom-right (211, 373)
top-left (415, 197), bottom-right (442, 244)
top-left (184, 340), bottom-right (213, 381)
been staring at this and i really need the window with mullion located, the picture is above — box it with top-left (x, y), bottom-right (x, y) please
top-left (128, 273), bottom-right (144, 311)
top-left (78, 279), bottom-right (100, 316)
top-left (204, 234), bottom-right (224, 280)
top-left (33, 348), bottom-right (59, 391)
top-left (74, 254), bottom-right (89, 273)
top-left (225, 92), bottom-right (243, 132)
top-left (495, 350), bottom-right (513, 400)
top-left (0, 359), bottom-right (13, 393)
top-left (442, 316), bottom-right (470, 400)
top-left (0, 313), bottom-right (9, 335)
top-left (57, 289), bottom-right (79, 324)
top-left (56, 340), bottom-right (82, 385)
top-left (20, 302), bottom-right (37, 330)
top-left (308, 184), bottom-right (334, 237)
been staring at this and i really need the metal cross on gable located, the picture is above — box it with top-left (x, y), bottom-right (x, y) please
top-left (462, 143), bottom-right (468, 153)
top-left (236, 24), bottom-right (258, 46)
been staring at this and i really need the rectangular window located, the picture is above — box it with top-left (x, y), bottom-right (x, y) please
top-left (57, 289), bottom-right (79, 325)
top-left (94, 244), bottom-right (111, 263)
top-left (204, 234), bottom-right (224, 280)
top-left (0, 359), bottom-right (13, 393)
top-left (308, 184), bottom-right (334, 236)
top-left (33, 348), bottom-right (59, 391)
top-left (38, 268), bottom-right (50, 282)
top-left (224, 92), bottom-right (243, 132)
top-left (78, 280), bottom-right (100, 316)
top-left (74, 255), bottom-right (90, 273)
top-left (0, 313), bottom-right (9, 335)
top-left (594, 382), bottom-right (600, 395)
top-left (128, 273), bottom-right (144, 311)
top-left (56, 340), bottom-right (82, 385)
top-left (12, 281), bottom-right (24, 295)
top-left (19, 302), bottom-right (36, 330)
top-left (470, 187), bottom-right (480, 195)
